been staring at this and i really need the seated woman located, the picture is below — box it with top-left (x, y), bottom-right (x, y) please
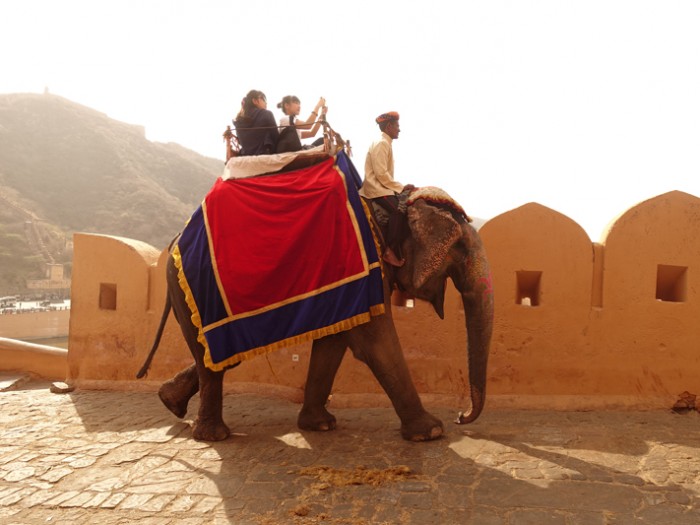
top-left (277, 95), bottom-right (328, 150)
top-left (233, 90), bottom-right (279, 156)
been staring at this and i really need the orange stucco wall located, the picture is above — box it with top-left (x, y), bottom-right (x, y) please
top-left (65, 191), bottom-right (700, 410)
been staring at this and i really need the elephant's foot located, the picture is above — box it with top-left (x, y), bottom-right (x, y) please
top-left (297, 406), bottom-right (337, 432)
top-left (158, 379), bottom-right (193, 419)
top-left (192, 417), bottom-right (231, 442)
top-left (401, 413), bottom-right (444, 442)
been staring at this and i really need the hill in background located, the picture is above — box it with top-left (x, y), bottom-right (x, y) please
top-left (0, 93), bottom-right (222, 294)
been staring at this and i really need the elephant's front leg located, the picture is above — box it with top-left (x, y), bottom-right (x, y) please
top-left (298, 334), bottom-right (347, 432)
top-left (192, 365), bottom-right (230, 441)
top-left (349, 315), bottom-right (444, 441)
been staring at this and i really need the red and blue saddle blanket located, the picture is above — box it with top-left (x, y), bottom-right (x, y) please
top-left (173, 151), bottom-right (385, 371)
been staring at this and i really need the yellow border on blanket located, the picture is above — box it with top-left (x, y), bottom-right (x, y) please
top-left (335, 163), bottom-right (370, 273)
top-left (202, 199), bottom-right (233, 318)
top-left (172, 243), bottom-right (213, 365)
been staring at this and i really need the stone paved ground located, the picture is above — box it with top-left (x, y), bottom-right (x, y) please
top-left (0, 377), bottom-right (699, 524)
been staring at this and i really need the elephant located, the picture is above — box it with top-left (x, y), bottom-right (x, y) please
top-left (137, 190), bottom-right (493, 442)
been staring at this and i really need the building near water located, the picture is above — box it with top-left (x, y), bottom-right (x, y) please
top-left (26, 263), bottom-right (71, 291)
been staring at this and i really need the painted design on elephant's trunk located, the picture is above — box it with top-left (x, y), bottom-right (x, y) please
top-left (477, 273), bottom-right (494, 301)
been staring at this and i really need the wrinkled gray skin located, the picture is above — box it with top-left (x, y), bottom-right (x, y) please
top-left (153, 198), bottom-right (493, 442)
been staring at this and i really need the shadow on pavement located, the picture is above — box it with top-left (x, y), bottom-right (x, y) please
top-left (54, 387), bottom-right (700, 523)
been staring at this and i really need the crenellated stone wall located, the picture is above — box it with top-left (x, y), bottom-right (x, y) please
top-left (66, 191), bottom-right (700, 410)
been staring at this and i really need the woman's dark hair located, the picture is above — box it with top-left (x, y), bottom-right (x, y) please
top-left (236, 90), bottom-right (266, 121)
top-left (276, 95), bottom-right (300, 115)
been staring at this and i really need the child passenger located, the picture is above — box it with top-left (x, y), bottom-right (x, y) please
top-left (277, 95), bottom-right (328, 148)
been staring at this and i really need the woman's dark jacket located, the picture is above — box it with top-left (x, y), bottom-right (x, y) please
top-left (233, 108), bottom-right (279, 156)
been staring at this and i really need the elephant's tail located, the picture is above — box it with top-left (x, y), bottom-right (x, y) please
top-left (136, 293), bottom-right (172, 379)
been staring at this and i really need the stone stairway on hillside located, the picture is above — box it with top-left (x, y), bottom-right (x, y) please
top-left (24, 220), bottom-right (55, 264)
top-left (0, 190), bottom-right (55, 265)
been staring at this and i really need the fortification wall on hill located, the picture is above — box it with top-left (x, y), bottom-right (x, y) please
top-left (66, 191), bottom-right (700, 410)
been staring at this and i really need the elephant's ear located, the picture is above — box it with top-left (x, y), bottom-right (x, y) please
top-left (407, 200), bottom-right (462, 290)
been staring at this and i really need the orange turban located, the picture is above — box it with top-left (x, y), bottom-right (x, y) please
top-left (375, 111), bottom-right (400, 124)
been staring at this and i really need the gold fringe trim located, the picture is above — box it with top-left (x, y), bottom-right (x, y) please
top-left (205, 304), bottom-right (385, 372)
top-left (172, 244), bottom-right (216, 370)
top-left (369, 303), bottom-right (385, 316)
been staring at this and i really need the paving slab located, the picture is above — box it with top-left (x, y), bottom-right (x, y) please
top-left (0, 381), bottom-right (698, 524)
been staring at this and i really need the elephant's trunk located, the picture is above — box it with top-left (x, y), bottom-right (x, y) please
top-left (451, 230), bottom-right (493, 424)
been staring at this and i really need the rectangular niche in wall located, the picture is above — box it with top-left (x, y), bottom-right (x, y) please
top-left (656, 265), bottom-right (687, 302)
top-left (99, 282), bottom-right (117, 310)
top-left (516, 270), bottom-right (542, 306)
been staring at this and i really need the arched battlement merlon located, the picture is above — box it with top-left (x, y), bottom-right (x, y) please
top-left (594, 191), bottom-right (700, 399)
top-left (68, 233), bottom-right (161, 384)
top-left (479, 202), bottom-right (596, 396)
top-left (480, 202), bottom-right (593, 312)
top-left (603, 191), bottom-right (700, 310)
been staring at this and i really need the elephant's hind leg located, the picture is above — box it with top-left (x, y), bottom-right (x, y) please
top-left (158, 364), bottom-right (199, 418)
top-left (192, 366), bottom-right (230, 441)
top-left (298, 335), bottom-right (346, 432)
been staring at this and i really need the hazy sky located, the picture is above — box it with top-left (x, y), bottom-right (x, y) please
top-left (2, 1), bottom-right (699, 240)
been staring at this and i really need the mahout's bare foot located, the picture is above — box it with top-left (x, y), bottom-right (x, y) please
top-left (382, 248), bottom-right (405, 267)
